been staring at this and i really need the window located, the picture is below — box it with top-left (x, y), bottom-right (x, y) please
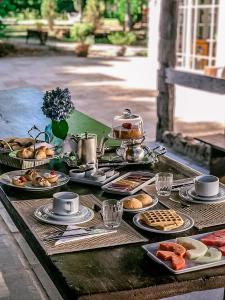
top-left (176, 0), bottom-right (219, 71)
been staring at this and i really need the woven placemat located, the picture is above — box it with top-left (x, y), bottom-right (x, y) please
top-left (12, 194), bottom-right (147, 255)
top-left (143, 179), bottom-right (225, 230)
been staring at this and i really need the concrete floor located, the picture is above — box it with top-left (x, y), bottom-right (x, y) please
top-left (0, 54), bottom-right (224, 141)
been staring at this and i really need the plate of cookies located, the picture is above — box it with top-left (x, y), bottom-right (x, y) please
top-left (0, 169), bottom-right (69, 191)
top-left (133, 209), bottom-right (194, 234)
top-left (9, 144), bottom-right (58, 161)
top-left (121, 193), bottom-right (158, 213)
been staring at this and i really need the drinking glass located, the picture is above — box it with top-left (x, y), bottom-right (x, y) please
top-left (102, 199), bottom-right (123, 229)
top-left (155, 172), bottom-right (173, 196)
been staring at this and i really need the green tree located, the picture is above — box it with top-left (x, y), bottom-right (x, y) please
top-left (84, 0), bottom-right (103, 30)
top-left (41, 0), bottom-right (57, 30)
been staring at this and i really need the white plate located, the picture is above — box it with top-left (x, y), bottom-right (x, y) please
top-left (0, 170), bottom-right (69, 191)
top-left (121, 194), bottom-right (158, 213)
top-left (143, 231), bottom-right (225, 274)
top-left (42, 204), bottom-right (90, 221)
top-left (133, 211), bottom-right (194, 234)
top-left (187, 186), bottom-right (225, 201)
top-left (34, 205), bottom-right (94, 225)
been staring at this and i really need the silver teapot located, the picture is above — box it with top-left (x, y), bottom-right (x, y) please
top-left (63, 132), bottom-right (108, 165)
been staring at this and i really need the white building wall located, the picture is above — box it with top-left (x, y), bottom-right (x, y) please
top-left (148, 0), bottom-right (161, 89)
top-left (216, 0), bottom-right (225, 66)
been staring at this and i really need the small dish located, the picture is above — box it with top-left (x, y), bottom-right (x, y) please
top-left (99, 167), bottom-right (115, 178)
top-left (179, 186), bottom-right (225, 204)
top-left (121, 194), bottom-right (158, 213)
top-left (90, 171), bottom-right (107, 182)
top-left (69, 169), bottom-right (85, 179)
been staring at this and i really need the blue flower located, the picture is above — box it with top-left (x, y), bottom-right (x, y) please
top-left (42, 87), bottom-right (75, 121)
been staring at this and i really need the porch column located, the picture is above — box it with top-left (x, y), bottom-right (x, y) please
top-left (156, 0), bottom-right (178, 141)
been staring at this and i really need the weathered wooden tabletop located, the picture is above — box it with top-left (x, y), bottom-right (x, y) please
top-left (1, 155), bottom-right (225, 300)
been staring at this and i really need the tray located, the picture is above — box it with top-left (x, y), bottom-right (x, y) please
top-left (70, 171), bottom-right (120, 187)
top-left (102, 171), bottom-right (155, 195)
top-left (143, 231), bottom-right (225, 274)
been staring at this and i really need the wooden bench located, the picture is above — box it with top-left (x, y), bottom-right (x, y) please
top-left (26, 29), bottom-right (48, 45)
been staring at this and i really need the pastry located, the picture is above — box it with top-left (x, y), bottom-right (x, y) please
top-left (35, 149), bottom-right (47, 160)
top-left (32, 176), bottom-right (51, 187)
top-left (123, 198), bottom-right (143, 209)
top-left (45, 147), bottom-right (54, 157)
top-left (135, 194), bottom-right (153, 206)
top-left (24, 169), bottom-right (39, 181)
top-left (17, 147), bottom-right (34, 159)
top-left (12, 176), bottom-right (27, 187)
top-left (113, 123), bottom-right (143, 139)
top-left (43, 170), bottom-right (59, 183)
top-left (140, 210), bottom-right (184, 231)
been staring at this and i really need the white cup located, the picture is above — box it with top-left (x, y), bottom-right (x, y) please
top-left (53, 192), bottom-right (79, 215)
top-left (194, 175), bottom-right (219, 197)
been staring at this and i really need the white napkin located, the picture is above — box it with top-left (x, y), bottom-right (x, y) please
top-left (55, 225), bottom-right (117, 246)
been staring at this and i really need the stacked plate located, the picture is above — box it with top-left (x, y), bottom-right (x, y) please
top-left (34, 203), bottom-right (94, 225)
top-left (179, 185), bottom-right (225, 204)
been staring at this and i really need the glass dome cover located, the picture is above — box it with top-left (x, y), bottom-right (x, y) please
top-left (112, 109), bottom-right (144, 140)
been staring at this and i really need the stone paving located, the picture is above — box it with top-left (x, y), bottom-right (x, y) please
top-left (0, 50), bottom-right (224, 141)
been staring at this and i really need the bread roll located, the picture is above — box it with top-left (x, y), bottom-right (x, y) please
top-left (25, 169), bottom-right (38, 181)
top-left (17, 148), bottom-right (34, 159)
top-left (35, 149), bottom-right (47, 160)
top-left (32, 176), bottom-right (51, 187)
top-left (135, 194), bottom-right (153, 206)
top-left (123, 198), bottom-right (143, 209)
top-left (45, 148), bottom-right (54, 157)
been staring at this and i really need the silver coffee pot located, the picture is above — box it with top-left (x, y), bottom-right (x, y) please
top-left (72, 132), bottom-right (108, 165)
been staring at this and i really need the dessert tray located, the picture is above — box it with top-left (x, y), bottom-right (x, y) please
top-left (133, 211), bottom-right (194, 234)
top-left (0, 170), bottom-right (69, 191)
top-left (143, 230), bottom-right (225, 274)
top-left (102, 171), bottom-right (155, 195)
top-left (34, 204), bottom-right (94, 225)
top-left (121, 193), bottom-right (158, 213)
top-left (0, 137), bottom-right (35, 154)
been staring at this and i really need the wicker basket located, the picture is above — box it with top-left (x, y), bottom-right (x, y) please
top-left (0, 153), bottom-right (48, 169)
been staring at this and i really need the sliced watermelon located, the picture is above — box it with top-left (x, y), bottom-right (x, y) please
top-left (159, 242), bottom-right (186, 257)
top-left (156, 250), bottom-right (186, 270)
top-left (201, 234), bottom-right (225, 247)
top-left (219, 245), bottom-right (225, 256)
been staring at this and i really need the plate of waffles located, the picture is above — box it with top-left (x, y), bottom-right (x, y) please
top-left (133, 209), bottom-right (194, 234)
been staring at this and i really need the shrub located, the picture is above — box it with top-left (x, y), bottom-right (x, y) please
top-left (0, 42), bottom-right (16, 57)
top-left (108, 31), bottom-right (136, 46)
top-left (84, 0), bottom-right (104, 30)
top-left (70, 23), bottom-right (94, 43)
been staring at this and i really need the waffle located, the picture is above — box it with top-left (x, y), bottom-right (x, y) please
top-left (140, 210), bottom-right (184, 231)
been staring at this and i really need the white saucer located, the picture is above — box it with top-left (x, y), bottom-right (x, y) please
top-left (187, 186), bottom-right (225, 201)
top-left (179, 186), bottom-right (225, 204)
top-left (41, 204), bottom-right (90, 221)
top-left (34, 204), bottom-right (94, 225)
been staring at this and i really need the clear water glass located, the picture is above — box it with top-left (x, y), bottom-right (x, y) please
top-left (155, 172), bottom-right (173, 196)
top-left (102, 199), bottom-right (123, 229)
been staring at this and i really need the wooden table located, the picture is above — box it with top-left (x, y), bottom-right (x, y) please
top-left (1, 155), bottom-right (225, 300)
top-left (196, 134), bottom-right (225, 177)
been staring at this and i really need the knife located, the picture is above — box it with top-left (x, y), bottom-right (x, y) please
top-left (44, 228), bottom-right (116, 241)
